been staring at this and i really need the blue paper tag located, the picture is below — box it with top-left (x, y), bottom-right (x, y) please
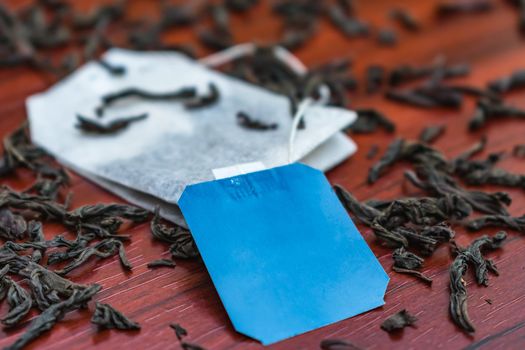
top-left (179, 163), bottom-right (389, 345)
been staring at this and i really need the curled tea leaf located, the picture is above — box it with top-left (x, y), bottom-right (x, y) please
top-left (380, 309), bottom-right (417, 332)
top-left (1, 277), bottom-right (33, 327)
top-left (91, 302), bottom-right (140, 330)
top-left (5, 284), bottom-right (101, 350)
top-left (150, 207), bottom-right (198, 259)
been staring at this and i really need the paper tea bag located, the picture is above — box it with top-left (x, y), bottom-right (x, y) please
top-left (27, 48), bottom-right (356, 214)
top-left (179, 163), bottom-right (389, 345)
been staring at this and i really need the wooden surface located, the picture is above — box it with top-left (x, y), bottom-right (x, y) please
top-left (1, 0), bottom-right (525, 349)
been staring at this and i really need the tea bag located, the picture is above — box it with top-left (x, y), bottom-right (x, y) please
top-left (27, 48), bottom-right (356, 223)
top-left (179, 163), bottom-right (389, 345)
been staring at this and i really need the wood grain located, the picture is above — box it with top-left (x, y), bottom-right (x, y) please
top-left (1, 0), bottom-right (525, 349)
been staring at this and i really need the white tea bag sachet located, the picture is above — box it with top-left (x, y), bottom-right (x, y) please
top-left (27, 48), bottom-right (356, 220)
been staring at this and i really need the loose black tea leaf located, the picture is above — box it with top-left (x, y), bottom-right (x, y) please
top-left (388, 62), bottom-right (470, 87)
top-left (1, 277), bottom-right (32, 327)
top-left (327, 3), bottom-right (369, 38)
top-left (419, 125), bottom-right (445, 144)
top-left (377, 29), bottom-right (398, 46)
top-left (368, 138), bottom-right (404, 183)
top-left (466, 214), bottom-right (525, 232)
top-left (150, 207), bottom-right (198, 259)
top-left (76, 113), bottom-right (148, 134)
top-left (184, 83), bottom-right (220, 109)
top-left (468, 99), bottom-right (525, 130)
top-left (392, 266), bottom-right (433, 285)
top-left (449, 232), bottom-right (506, 333)
top-left (513, 144), bottom-right (525, 158)
top-left (392, 246), bottom-right (423, 270)
top-left (91, 302), bottom-right (140, 330)
top-left (55, 238), bottom-right (131, 275)
top-left (488, 69), bottom-right (525, 94)
top-left (392, 247), bottom-right (432, 284)
top-left (225, 0), bottom-right (259, 12)
top-left (170, 323), bottom-right (188, 341)
top-left (387, 83), bottom-right (464, 109)
top-left (367, 145), bottom-right (379, 160)
top-left (380, 309), bottom-right (417, 332)
top-left (320, 338), bottom-right (363, 350)
top-left (27, 220), bottom-right (45, 263)
top-left (95, 86), bottom-right (197, 116)
top-left (459, 231), bottom-right (507, 286)
top-left (0, 208), bottom-right (28, 241)
top-left (453, 144), bottom-right (525, 189)
top-left (390, 8), bottom-right (420, 32)
top-left (181, 342), bottom-right (207, 350)
top-left (147, 259), bottom-right (176, 269)
top-left (236, 112), bottom-right (278, 131)
top-left (5, 284), bottom-right (101, 350)
top-left (349, 109), bottom-right (395, 134)
top-left (437, 1), bottom-right (493, 17)
top-left (385, 89), bottom-right (439, 108)
top-left (333, 185), bottom-right (381, 227)
top-left (449, 253), bottom-right (474, 333)
top-left (366, 65), bottom-right (385, 94)
top-left (97, 59), bottom-right (126, 76)
top-left (65, 203), bottom-right (149, 226)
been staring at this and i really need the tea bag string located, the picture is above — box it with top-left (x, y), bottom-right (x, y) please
top-left (200, 44), bottom-right (331, 165)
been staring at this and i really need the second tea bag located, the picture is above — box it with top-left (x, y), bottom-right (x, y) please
top-left (27, 48), bottom-right (357, 221)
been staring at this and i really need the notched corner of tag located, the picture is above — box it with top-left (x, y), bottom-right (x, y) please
top-left (230, 321), bottom-right (280, 347)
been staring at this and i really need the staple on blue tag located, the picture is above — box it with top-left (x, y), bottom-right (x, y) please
top-left (179, 163), bottom-right (389, 345)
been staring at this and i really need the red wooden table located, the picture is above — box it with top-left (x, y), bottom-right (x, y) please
top-left (1, 1), bottom-right (525, 349)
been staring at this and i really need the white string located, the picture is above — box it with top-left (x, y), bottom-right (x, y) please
top-left (199, 43), bottom-right (331, 165)
top-left (287, 86), bottom-right (331, 164)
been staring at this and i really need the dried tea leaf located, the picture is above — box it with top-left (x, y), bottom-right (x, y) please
top-left (91, 302), bottom-right (140, 330)
top-left (150, 207), bottom-right (198, 259)
top-left (390, 8), bottom-right (420, 32)
top-left (449, 232), bottom-right (506, 333)
top-left (392, 266), bottom-right (433, 285)
top-left (181, 342), bottom-right (207, 350)
top-left (170, 323), bottom-right (188, 341)
top-left (65, 203), bottom-right (149, 226)
top-left (458, 232), bottom-right (507, 286)
top-left (76, 113), bottom-right (148, 134)
top-left (466, 214), bottom-right (525, 232)
top-left (368, 138), bottom-right (405, 183)
top-left (392, 246), bottom-right (423, 270)
top-left (468, 100), bottom-right (525, 131)
top-left (55, 239), bottom-right (130, 275)
top-left (419, 125), bottom-right (445, 144)
top-left (349, 109), bottom-right (395, 134)
top-left (1, 277), bottom-right (32, 327)
top-left (513, 144), bottom-right (525, 158)
top-left (488, 69), bottom-right (525, 94)
top-left (147, 259), bottom-right (176, 269)
top-left (0, 209), bottom-right (27, 241)
top-left (184, 83), bottom-right (220, 109)
top-left (333, 185), bottom-right (381, 226)
top-left (5, 284), bottom-right (101, 350)
top-left (320, 338), bottom-right (363, 350)
top-left (380, 309), bottom-right (417, 332)
top-left (27, 220), bottom-right (45, 263)
top-left (95, 86), bottom-right (196, 116)
top-left (236, 112), bottom-right (278, 131)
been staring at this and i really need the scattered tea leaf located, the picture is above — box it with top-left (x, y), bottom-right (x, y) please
top-left (147, 259), bottom-right (176, 269)
top-left (91, 302), bottom-right (140, 330)
top-left (380, 309), bottom-right (417, 332)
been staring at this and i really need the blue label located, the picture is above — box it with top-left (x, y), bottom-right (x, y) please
top-left (179, 163), bottom-right (389, 345)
